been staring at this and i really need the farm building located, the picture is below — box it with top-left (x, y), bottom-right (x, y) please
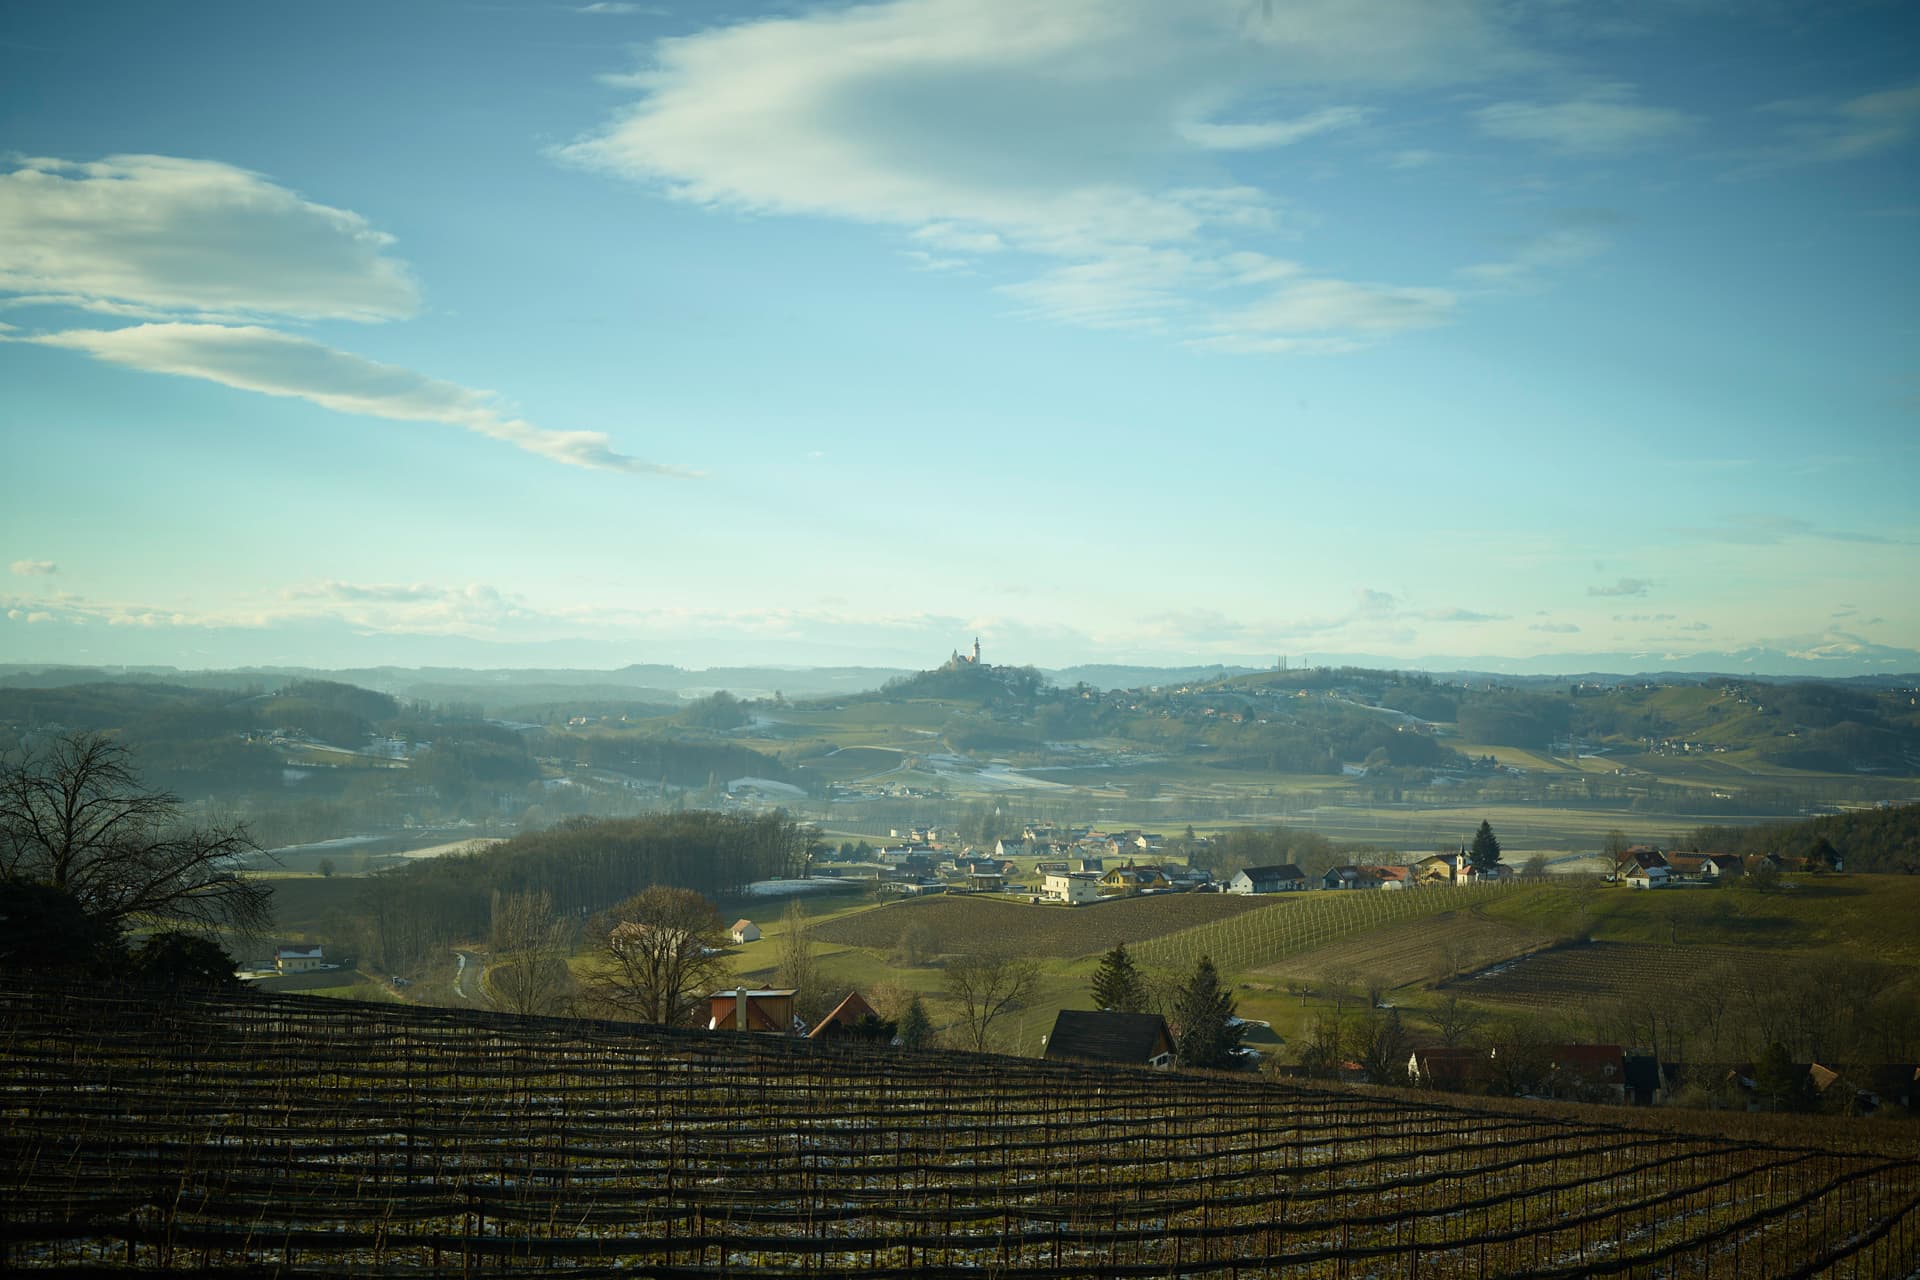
top-left (1544, 1045), bottom-right (1629, 1104)
top-left (1413, 853), bottom-right (1462, 886)
top-left (730, 919), bottom-right (761, 944)
top-left (808, 991), bottom-right (890, 1041)
top-left (1625, 864), bottom-right (1671, 889)
top-left (1407, 1047), bottom-right (1493, 1093)
top-left (1229, 864), bottom-right (1308, 894)
top-left (707, 988), bottom-right (799, 1034)
top-left (1322, 865), bottom-right (1411, 890)
top-left (1043, 1010), bottom-right (1175, 1069)
top-left (275, 945), bottom-right (324, 973)
top-left (1042, 871), bottom-right (1102, 905)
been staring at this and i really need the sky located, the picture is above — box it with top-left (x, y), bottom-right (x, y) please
top-left (2, 0), bottom-right (1917, 676)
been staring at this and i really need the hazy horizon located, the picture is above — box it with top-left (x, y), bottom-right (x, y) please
top-left (4, 2), bottom-right (1916, 675)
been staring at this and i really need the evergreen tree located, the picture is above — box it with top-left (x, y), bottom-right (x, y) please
top-left (1090, 942), bottom-right (1148, 1013)
top-left (1172, 956), bottom-right (1244, 1069)
top-left (896, 996), bottom-right (934, 1050)
top-left (1468, 820), bottom-right (1503, 873)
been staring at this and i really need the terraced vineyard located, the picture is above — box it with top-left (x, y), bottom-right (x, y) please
top-left (5, 981), bottom-right (1918, 1277)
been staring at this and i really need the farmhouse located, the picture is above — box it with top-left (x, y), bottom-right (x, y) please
top-left (1043, 1010), bottom-right (1176, 1070)
top-left (275, 944), bottom-right (324, 973)
top-left (1413, 853), bottom-right (1462, 886)
top-left (730, 919), bottom-right (761, 944)
top-left (1625, 864), bottom-right (1671, 889)
top-left (1043, 871), bottom-right (1103, 905)
top-left (1322, 865), bottom-right (1410, 890)
top-left (707, 988), bottom-right (799, 1034)
top-left (1229, 864), bottom-right (1308, 894)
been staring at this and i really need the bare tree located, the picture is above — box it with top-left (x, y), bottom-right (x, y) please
top-left (488, 890), bottom-right (576, 1017)
top-left (1429, 991), bottom-right (1484, 1048)
top-left (943, 951), bottom-right (1041, 1053)
top-left (0, 732), bottom-right (269, 935)
top-left (775, 899), bottom-right (829, 1025)
top-left (587, 886), bottom-right (729, 1026)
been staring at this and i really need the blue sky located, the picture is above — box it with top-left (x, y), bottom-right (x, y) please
top-left (2, 0), bottom-right (1917, 674)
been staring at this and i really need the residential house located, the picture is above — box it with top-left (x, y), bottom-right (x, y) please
top-left (1701, 854), bottom-right (1744, 879)
top-left (1230, 864), bottom-right (1309, 894)
top-left (994, 837), bottom-right (1027, 859)
top-left (1100, 864), bottom-right (1171, 895)
top-left (1043, 871), bottom-right (1103, 905)
top-left (1616, 846), bottom-right (1669, 878)
top-left (1322, 865), bottom-right (1387, 890)
top-left (1461, 862), bottom-right (1510, 884)
top-left (1075, 856), bottom-right (1106, 874)
top-left (275, 944), bottom-right (324, 973)
top-left (1413, 853), bottom-right (1462, 886)
top-left (707, 988), bottom-right (799, 1034)
top-left (729, 919), bottom-right (761, 945)
top-left (965, 869), bottom-right (1007, 893)
top-left (1663, 854), bottom-right (1708, 878)
top-left (1043, 1010), bottom-right (1176, 1069)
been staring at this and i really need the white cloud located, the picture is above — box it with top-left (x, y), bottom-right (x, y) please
top-left (1208, 278), bottom-right (1455, 338)
top-left (562, 0), bottom-right (1531, 349)
top-left (32, 324), bottom-right (693, 476)
top-left (1475, 84), bottom-right (1692, 152)
top-left (9, 560), bottom-right (58, 576)
top-left (0, 155), bottom-right (418, 321)
top-left (1766, 81), bottom-right (1920, 163)
top-left (1462, 222), bottom-right (1612, 285)
top-left (1179, 105), bottom-right (1373, 151)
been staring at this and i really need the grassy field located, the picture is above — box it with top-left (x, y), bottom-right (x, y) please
top-left (1452, 941), bottom-right (1802, 1013)
top-left (1256, 908), bottom-right (1556, 991)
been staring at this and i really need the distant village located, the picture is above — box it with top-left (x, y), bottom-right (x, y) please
top-left (814, 818), bottom-right (1839, 903)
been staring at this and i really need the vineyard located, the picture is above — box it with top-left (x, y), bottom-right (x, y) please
top-left (1257, 910), bottom-right (1553, 991)
top-left (811, 891), bottom-right (1269, 958)
top-left (5, 981), bottom-right (1919, 1277)
top-left (1458, 942), bottom-right (1802, 1013)
top-left (1136, 884), bottom-right (1540, 979)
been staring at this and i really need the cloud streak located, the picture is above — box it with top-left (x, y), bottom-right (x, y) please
top-left (32, 324), bottom-right (694, 476)
top-left (9, 560), bottom-right (58, 576)
top-left (0, 155), bottom-right (418, 322)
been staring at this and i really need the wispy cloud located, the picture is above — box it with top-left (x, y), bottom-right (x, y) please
top-left (1529, 622), bottom-right (1580, 633)
top-left (1462, 209), bottom-right (1620, 286)
top-left (9, 560), bottom-right (58, 576)
top-left (1474, 83), bottom-right (1693, 152)
top-left (0, 155), bottom-right (418, 322)
top-left (560, 0), bottom-right (1535, 352)
top-left (32, 324), bottom-right (694, 476)
top-left (1663, 515), bottom-right (1916, 547)
top-left (1589, 577), bottom-right (1653, 598)
top-left (1763, 81), bottom-right (1920, 163)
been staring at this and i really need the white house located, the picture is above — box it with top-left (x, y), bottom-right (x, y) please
top-left (275, 944), bottom-right (324, 973)
top-left (1229, 864), bottom-right (1308, 894)
top-left (1043, 871), bottom-right (1103, 905)
top-left (730, 919), bottom-right (762, 944)
top-left (1625, 865), bottom-right (1671, 889)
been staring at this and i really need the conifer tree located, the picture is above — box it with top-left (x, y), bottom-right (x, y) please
top-left (1090, 941), bottom-right (1148, 1013)
top-left (1172, 956), bottom-right (1244, 1069)
top-left (1468, 820), bottom-right (1503, 873)
top-left (896, 995), bottom-right (934, 1050)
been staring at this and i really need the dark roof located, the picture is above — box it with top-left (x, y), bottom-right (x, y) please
top-left (1044, 1011), bottom-right (1174, 1066)
top-left (809, 990), bottom-right (881, 1039)
top-left (1240, 864), bottom-right (1307, 881)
